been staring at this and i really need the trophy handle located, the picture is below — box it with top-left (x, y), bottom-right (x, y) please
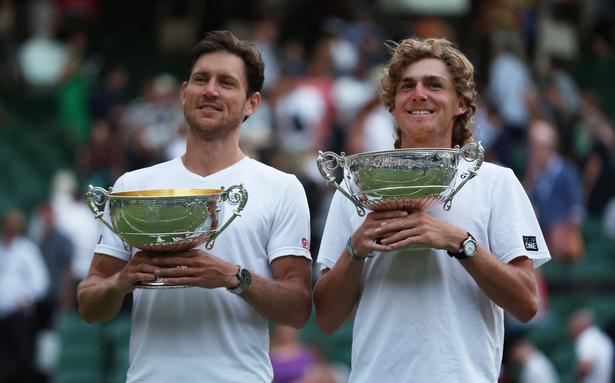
top-left (205, 184), bottom-right (248, 250)
top-left (317, 151), bottom-right (366, 216)
top-left (86, 185), bottom-right (119, 235)
top-left (443, 142), bottom-right (485, 211)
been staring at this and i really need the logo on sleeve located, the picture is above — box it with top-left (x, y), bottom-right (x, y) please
top-left (523, 236), bottom-right (538, 251)
top-left (301, 237), bottom-right (310, 251)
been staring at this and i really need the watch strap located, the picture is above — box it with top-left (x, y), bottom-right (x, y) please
top-left (447, 232), bottom-right (472, 259)
top-left (228, 266), bottom-right (251, 295)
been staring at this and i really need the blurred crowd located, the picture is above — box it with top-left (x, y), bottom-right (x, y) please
top-left (2, 0), bottom-right (615, 382)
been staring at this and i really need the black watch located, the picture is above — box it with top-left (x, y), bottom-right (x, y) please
top-left (447, 232), bottom-right (477, 260)
top-left (228, 266), bottom-right (252, 295)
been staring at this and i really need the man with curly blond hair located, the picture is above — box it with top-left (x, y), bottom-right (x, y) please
top-left (314, 37), bottom-right (551, 382)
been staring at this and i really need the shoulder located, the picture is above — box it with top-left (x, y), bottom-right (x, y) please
top-left (123, 159), bottom-right (179, 179)
top-left (476, 161), bottom-right (514, 177)
top-left (245, 159), bottom-right (303, 187)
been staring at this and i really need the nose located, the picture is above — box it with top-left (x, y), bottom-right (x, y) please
top-left (411, 83), bottom-right (427, 100)
top-left (203, 79), bottom-right (219, 97)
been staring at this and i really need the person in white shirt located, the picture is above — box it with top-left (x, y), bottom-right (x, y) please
top-left (508, 337), bottom-right (559, 383)
top-left (569, 308), bottom-right (614, 383)
top-left (314, 37), bottom-right (551, 383)
top-left (77, 31), bottom-right (312, 383)
top-left (0, 209), bottom-right (49, 382)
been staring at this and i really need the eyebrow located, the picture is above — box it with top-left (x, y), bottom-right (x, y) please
top-left (400, 75), bottom-right (448, 83)
top-left (191, 70), bottom-right (240, 83)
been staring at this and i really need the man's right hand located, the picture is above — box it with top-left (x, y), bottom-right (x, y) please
top-left (112, 251), bottom-right (161, 293)
top-left (350, 210), bottom-right (407, 258)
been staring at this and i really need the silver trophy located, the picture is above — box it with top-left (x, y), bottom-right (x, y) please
top-left (317, 142), bottom-right (484, 216)
top-left (86, 185), bottom-right (248, 288)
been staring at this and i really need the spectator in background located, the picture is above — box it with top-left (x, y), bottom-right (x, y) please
top-left (88, 64), bottom-right (129, 123)
top-left (0, 209), bottom-right (49, 383)
top-left (17, 0), bottom-right (68, 90)
top-left (76, 118), bottom-right (125, 187)
top-left (36, 201), bottom-right (74, 325)
top-left (577, 93), bottom-right (615, 218)
top-left (569, 308), bottom-right (614, 383)
top-left (57, 29), bottom-right (93, 147)
top-left (487, 37), bottom-right (535, 171)
top-left (508, 336), bottom-right (559, 383)
top-left (270, 325), bottom-right (319, 383)
top-left (120, 73), bottom-right (183, 170)
top-left (524, 118), bottom-right (585, 262)
top-left (49, 169), bottom-right (100, 291)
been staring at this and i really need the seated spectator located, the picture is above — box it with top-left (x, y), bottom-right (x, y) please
top-left (270, 325), bottom-right (319, 383)
top-left (523, 118), bottom-right (584, 261)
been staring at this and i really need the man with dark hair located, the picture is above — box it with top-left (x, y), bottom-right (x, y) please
top-left (78, 30), bottom-right (312, 382)
top-left (314, 37), bottom-right (551, 382)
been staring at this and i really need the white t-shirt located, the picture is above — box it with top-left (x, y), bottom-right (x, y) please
top-left (95, 157), bottom-right (312, 383)
top-left (520, 351), bottom-right (559, 383)
top-left (576, 326), bottom-right (614, 383)
top-left (0, 236), bottom-right (49, 318)
top-left (318, 161), bottom-right (550, 383)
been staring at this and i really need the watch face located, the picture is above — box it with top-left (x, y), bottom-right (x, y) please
top-left (464, 240), bottom-right (477, 256)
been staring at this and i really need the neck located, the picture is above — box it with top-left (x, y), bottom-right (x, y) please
top-left (181, 130), bottom-right (245, 177)
top-left (400, 131), bottom-right (452, 148)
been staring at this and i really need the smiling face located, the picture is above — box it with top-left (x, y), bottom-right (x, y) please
top-left (181, 51), bottom-right (260, 142)
top-left (392, 58), bottom-right (467, 148)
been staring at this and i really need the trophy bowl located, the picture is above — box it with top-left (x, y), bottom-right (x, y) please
top-left (86, 185), bottom-right (248, 288)
top-left (317, 142), bottom-right (483, 216)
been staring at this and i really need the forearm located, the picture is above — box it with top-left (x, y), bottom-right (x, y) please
top-left (241, 273), bottom-right (311, 328)
top-left (77, 274), bottom-right (128, 323)
top-left (313, 250), bottom-right (363, 333)
top-left (459, 247), bottom-right (538, 322)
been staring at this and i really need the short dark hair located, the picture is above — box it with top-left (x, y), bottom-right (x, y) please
top-left (188, 30), bottom-right (264, 96)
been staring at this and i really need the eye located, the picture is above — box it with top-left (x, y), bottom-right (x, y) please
top-left (192, 75), bottom-right (206, 84)
top-left (428, 82), bottom-right (442, 89)
top-left (220, 77), bottom-right (237, 88)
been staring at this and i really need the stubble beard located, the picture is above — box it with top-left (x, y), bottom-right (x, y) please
top-left (188, 116), bottom-right (241, 142)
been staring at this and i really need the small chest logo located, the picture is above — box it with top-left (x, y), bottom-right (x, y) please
top-left (523, 236), bottom-right (538, 251)
top-left (301, 237), bottom-right (310, 251)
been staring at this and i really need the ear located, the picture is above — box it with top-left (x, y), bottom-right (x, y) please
top-left (244, 91), bottom-right (261, 118)
top-left (454, 100), bottom-right (467, 116)
top-left (180, 81), bottom-right (188, 106)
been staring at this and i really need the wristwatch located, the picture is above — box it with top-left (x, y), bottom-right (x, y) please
top-left (228, 265), bottom-right (252, 295)
top-left (447, 232), bottom-right (477, 260)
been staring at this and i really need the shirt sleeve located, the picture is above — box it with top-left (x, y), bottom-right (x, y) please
top-left (93, 176), bottom-right (132, 261)
top-left (266, 175), bottom-right (312, 262)
top-left (317, 188), bottom-right (357, 270)
top-left (488, 168), bottom-right (551, 268)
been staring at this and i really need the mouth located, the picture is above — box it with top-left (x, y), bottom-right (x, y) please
top-left (198, 104), bottom-right (222, 112)
top-left (407, 109), bottom-right (435, 116)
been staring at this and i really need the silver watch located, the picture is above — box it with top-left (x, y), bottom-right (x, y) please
top-left (228, 266), bottom-right (252, 295)
top-left (447, 232), bottom-right (477, 260)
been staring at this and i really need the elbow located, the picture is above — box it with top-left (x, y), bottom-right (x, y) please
top-left (511, 296), bottom-right (539, 324)
top-left (315, 316), bottom-right (340, 335)
top-left (76, 287), bottom-right (102, 324)
top-left (286, 292), bottom-right (312, 329)
top-left (314, 302), bottom-right (341, 334)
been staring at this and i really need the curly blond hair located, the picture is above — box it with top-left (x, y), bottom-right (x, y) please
top-left (380, 37), bottom-right (477, 148)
